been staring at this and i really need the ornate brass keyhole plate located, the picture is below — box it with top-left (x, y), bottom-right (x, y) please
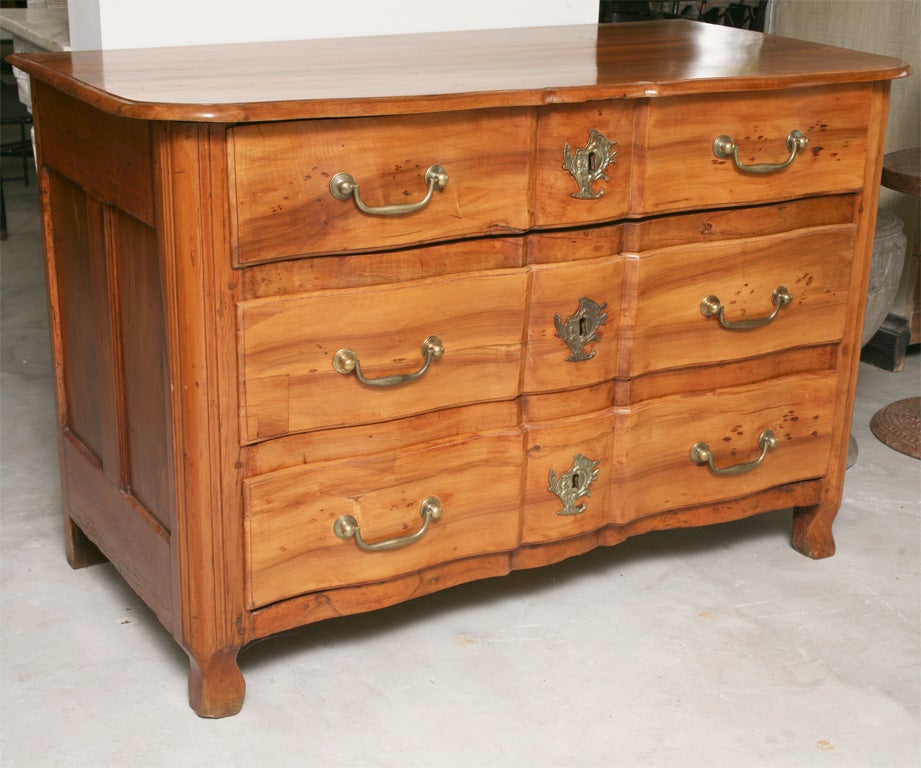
top-left (548, 454), bottom-right (601, 516)
top-left (554, 297), bottom-right (607, 362)
top-left (562, 128), bottom-right (617, 199)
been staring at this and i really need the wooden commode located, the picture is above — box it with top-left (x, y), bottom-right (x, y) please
top-left (10, 21), bottom-right (909, 717)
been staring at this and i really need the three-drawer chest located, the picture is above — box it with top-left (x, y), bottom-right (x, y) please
top-left (11, 21), bottom-right (909, 716)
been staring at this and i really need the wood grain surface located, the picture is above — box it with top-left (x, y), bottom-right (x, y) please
top-left (10, 21), bottom-right (910, 122)
top-left (22, 21), bottom-right (907, 717)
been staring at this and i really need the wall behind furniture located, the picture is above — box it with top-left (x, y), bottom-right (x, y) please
top-left (67, 0), bottom-right (599, 50)
top-left (771, 0), bottom-right (920, 333)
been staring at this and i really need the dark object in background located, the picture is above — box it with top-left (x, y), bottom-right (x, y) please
top-left (599, 1), bottom-right (767, 31)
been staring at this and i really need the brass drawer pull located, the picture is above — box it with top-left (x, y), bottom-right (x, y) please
top-left (700, 285), bottom-right (792, 330)
top-left (690, 429), bottom-right (779, 476)
top-left (713, 129), bottom-right (808, 174)
top-left (329, 164), bottom-right (448, 216)
top-left (333, 497), bottom-right (443, 552)
top-left (333, 335), bottom-right (444, 387)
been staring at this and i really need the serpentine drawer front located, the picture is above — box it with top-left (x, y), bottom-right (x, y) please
top-left (244, 428), bottom-right (522, 607)
top-left (230, 110), bottom-right (532, 263)
top-left (627, 224), bottom-right (856, 375)
top-left (238, 269), bottom-right (529, 441)
top-left (12, 21), bottom-right (908, 717)
top-left (642, 85), bottom-right (872, 212)
top-left (615, 372), bottom-right (839, 522)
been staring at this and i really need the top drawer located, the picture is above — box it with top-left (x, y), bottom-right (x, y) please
top-left (229, 109), bottom-right (531, 264)
top-left (642, 84), bottom-right (871, 213)
top-left (532, 102), bottom-right (635, 228)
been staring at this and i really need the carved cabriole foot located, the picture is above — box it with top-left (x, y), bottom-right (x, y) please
top-left (791, 503), bottom-right (837, 559)
top-left (63, 515), bottom-right (108, 569)
top-left (188, 648), bottom-right (246, 718)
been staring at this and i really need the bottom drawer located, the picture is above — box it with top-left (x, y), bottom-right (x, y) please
top-left (615, 372), bottom-right (838, 522)
top-left (522, 409), bottom-right (616, 545)
top-left (244, 428), bottom-right (523, 608)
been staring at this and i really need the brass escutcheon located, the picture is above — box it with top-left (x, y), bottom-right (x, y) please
top-left (563, 129), bottom-right (617, 199)
top-left (554, 297), bottom-right (608, 362)
top-left (548, 454), bottom-right (600, 516)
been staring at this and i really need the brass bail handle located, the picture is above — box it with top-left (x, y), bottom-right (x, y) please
top-left (713, 130), bottom-right (808, 174)
top-left (700, 285), bottom-right (793, 330)
top-left (333, 335), bottom-right (444, 387)
top-left (333, 497), bottom-right (443, 552)
top-left (690, 429), bottom-right (779, 476)
top-left (329, 164), bottom-right (448, 216)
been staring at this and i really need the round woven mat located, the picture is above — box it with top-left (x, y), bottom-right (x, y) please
top-left (870, 397), bottom-right (921, 459)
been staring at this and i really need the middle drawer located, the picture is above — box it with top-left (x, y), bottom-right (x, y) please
top-left (238, 269), bottom-right (529, 442)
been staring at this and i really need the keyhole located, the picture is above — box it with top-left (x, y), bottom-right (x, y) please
top-left (579, 317), bottom-right (588, 337)
top-left (571, 472), bottom-right (580, 489)
top-left (587, 152), bottom-right (596, 173)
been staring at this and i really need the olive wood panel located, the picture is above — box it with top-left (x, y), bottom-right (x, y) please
top-left (621, 195), bottom-right (855, 252)
top-left (242, 237), bottom-right (525, 298)
top-left (533, 102), bottom-right (635, 227)
top-left (230, 109), bottom-right (530, 263)
top-left (32, 82), bottom-right (154, 226)
top-left (113, 210), bottom-right (173, 530)
top-left (10, 22), bottom-right (909, 122)
top-left (60, 434), bottom-right (173, 628)
top-left (244, 429), bottom-right (523, 607)
top-left (641, 85), bottom-right (871, 213)
top-left (238, 269), bottom-right (529, 441)
top-left (523, 256), bottom-right (624, 393)
top-left (623, 224), bottom-right (856, 376)
top-left (46, 172), bottom-right (105, 463)
top-left (614, 372), bottom-right (838, 521)
top-left (522, 409), bottom-right (617, 544)
top-left (245, 401), bottom-right (520, 477)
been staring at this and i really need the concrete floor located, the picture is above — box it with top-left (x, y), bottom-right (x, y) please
top-left (1, 168), bottom-right (919, 768)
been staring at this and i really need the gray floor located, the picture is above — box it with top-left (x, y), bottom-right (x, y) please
top-left (1, 168), bottom-right (919, 768)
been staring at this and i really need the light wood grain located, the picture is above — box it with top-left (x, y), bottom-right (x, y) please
top-left (245, 429), bottom-right (523, 607)
top-left (9, 22), bottom-right (909, 122)
top-left (156, 123), bottom-right (248, 717)
top-left (533, 102), bottom-right (635, 227)
top-left (239, 269), bottom-right (529, 441)
top-left (624, 224), bottom-right (856, 376)
top-left (615, 372), bottom-right (838, 521)
top-left (524, 255), bottom-right (624, 393)
top-left (230, 109), bottom-right (531, 263)
top-left (522, 409), bottom-right (617, 544)
top-left (22, 22), bottom-right (906, 717)
top-left (242, 237), bottom-right (525, 298)
top-left (641, 85), bottom-right (872, 213)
